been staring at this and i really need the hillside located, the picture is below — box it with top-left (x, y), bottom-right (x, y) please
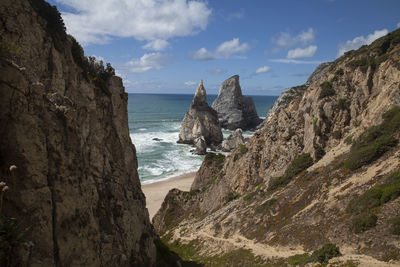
top-left (154, 29), bottom-right (400, 266)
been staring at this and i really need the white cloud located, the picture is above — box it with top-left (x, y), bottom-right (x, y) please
top-left (56, 0), bottom-right (212, 46)
top-left (216, 38), bottom-right (249, 58)
top-left (337, 29), bottom-right (388, 57)
top-left (255, 66), bottom-right (271, 74)
top-left (142, 40), bottom-right (169, 51)
top-left (184, 81), bottom-right (197, 86)
top-left (124, 53), bottom-right (170, 73)
top-left (271, 28), bottom-right (315, 51)
top-left (190, 38), bottom-right (249, 60)
top-left (287, 45), bottom-right (317, 59)
top-left (270, 59), bottom-right (322, 64)
top-left (225, 10), bottom-right (244, 21)
top-left (397, 22), bottom-right (400, 28)
top-left (190, 47), bottom-right (216, 60)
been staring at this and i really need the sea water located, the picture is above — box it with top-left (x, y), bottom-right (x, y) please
top-left (128, 94), bottom-right (277, 184)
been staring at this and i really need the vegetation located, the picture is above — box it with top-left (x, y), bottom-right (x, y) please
top-left (0, 39), bottom-right (22, 59)
top-left (332, 130), bottom-right (342, 139)
top-left (269, 153), bottom-right (313, 191)
top-left (28, 0), bottom-right (66, 50)
top-left (319, 81), bottom-right (336, 99)
top-left (239, 144), bottom-right (248, 154)
top-left (346, 171), bottom-right (400, 233)
top-left (389, 217), bottom-right (400, 235)
top-left (335, 68), bottom-right (344, 76)
top-left (344, 106), bottom-right (400, 170)
top-left (344, 135), bottom-right (353, 145)
top-left (314, 144), bottom-right (325, 160)
top-left (205, 153), bottom-right (225, 164)
top-left (352, 213), bottom-right (378, 233)
top-left (337, 98), bottom-right (347, 110)
top-left (154, 238), bottom-right (182, 267)
top-left (311, 244), bottom-right (341, 263)
top-left (225, 192), bottom-right (241, 202)
top-left (255, 198), bottom-right (277, 214)
top-left (288, 253), bottom-right (313, 266)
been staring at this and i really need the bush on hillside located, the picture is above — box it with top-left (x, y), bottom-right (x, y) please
top-left (319, 81), bottom-right (335, 99)
top-left (344, 106), bottom-right (400, 170)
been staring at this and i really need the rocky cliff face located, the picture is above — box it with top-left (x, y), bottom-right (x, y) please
top-left (154, 29), bottom-right (400, 266)
top-left (0, 1), bottom-right (159, 266)
top-left (212, 75), bottom-right (262, 130)
top-left (178, 80), bottom-right (222, 150)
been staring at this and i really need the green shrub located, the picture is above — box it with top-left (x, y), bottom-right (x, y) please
top-left (319, 81), bottom-right (336, 99)
top-left (389, 217), bottom-right (400, 235)
top-left (255, 198), bottom-right (276, 214)
top-left (347, 171), bottom-right (400, 232)
top-left (225, 192), bottom-right (241, 202)
top-left (269, 153), bottom-right (313, 191)
top-left (344, 106), bottom-right (400, 170)
top-left (335, 68), bottom-right (344, 76)
top-left (29, 0), bottom-right (66, 50)
top-left (314, 144), bottom-right (325, 160)
top-left (332, 130), bottom-right (342, 139)
top-left (352, 213), bottom-right (378, 233)
top-left (288, 253), bottom-right (313, 265)
top-left (154, 238), bottom-right (181, 266)
top-left (284, 153), bottom-right (314, 178)
top-left (243, 191), bottom-right (256, 201)
top-left (337, 98), bottom-right (347, 110)
top-left (344, 135), bottom-right (353, 145)
top-left (205, 153), bottom-right (225, 166)
top-left (311, 244), bottom-right (341, 263)
top-left (239, 145), bottom-right (248, 154)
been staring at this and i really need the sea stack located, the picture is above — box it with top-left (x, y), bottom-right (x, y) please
top-left (178, 80), bottom-right (223, 153)
top-left (212, 75), bottom-right (262, 130)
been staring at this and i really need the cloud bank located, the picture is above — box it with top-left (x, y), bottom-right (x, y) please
top-left (57, 0), bottom-right (212, 48)
top-left (190, 38), bottom-right (249, 60)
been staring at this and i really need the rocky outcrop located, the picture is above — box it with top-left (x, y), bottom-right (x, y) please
top-left (0, 1), bottom-right (160, 266)
top-left (155, 29), bottom-right (400, 266)
top-left (194, 136), bottom-right (207, 155)
top-left (221, 128), bottom-right (245, 152)
top-left (212, 75), bottom-right (262, 130)
top-left (178, 80), bottom-right (223, 149)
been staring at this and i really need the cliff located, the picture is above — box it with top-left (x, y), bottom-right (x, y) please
top-left (0, 0), bottom-right (162, 266)
top-left (154, 29), bottom-right (400, 266)
top-left (212, 75), bottom-right (262, 130)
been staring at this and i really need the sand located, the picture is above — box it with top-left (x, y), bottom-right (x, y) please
top-left (142, 172), bottom-right (196, 219)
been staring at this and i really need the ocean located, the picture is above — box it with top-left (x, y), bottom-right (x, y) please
top-left (127, 94), bottom-right (278, 184)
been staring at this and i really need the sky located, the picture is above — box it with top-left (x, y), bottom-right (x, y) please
top-left (47, 0), bottom-right (400, 95)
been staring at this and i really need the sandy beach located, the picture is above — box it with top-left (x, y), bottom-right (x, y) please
top-left (142, 172), bottom-right (196, 219)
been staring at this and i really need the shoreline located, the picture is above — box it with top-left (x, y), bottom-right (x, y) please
top-left (141, 172), bottom-right (196, 219)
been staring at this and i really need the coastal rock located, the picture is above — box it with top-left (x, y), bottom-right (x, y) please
top-left (221, 128), bottom-right (245, 152)
top-left (178, 80), bottom-right (223, 147)
top-left (212, 75), bottom-right (262, 130)
top-left (0, 1), bottom-right (160, 266)
top-left (194, 136), bottom-right (207, 155)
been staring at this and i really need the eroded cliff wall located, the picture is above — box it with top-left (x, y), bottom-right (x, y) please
top-left (0, 0), bottom-right (157, 266)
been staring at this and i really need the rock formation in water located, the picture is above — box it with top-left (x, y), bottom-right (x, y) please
top-left (178, 80), bottom-right (223, 152)
top-left (221, 128), bottom-right (245, 152)
top-left (154, 29), bottom-right (400, 266)
top-left (211, 75), bottom-right (262, 130)
top-left (0, 1), bottom-right (178, 266)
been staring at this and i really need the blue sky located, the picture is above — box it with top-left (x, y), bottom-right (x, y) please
top-left (48, 0), bottom-right (400, 95)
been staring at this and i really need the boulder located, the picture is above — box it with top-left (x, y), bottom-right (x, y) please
top-left (178, 80), bottom-right (223, 147)
top-left (194, 136), bottom-right (207, 155)
top-left (212, 75), bottom-right (262, 130)
top-left (222, 128), bottom-right (245, 152)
